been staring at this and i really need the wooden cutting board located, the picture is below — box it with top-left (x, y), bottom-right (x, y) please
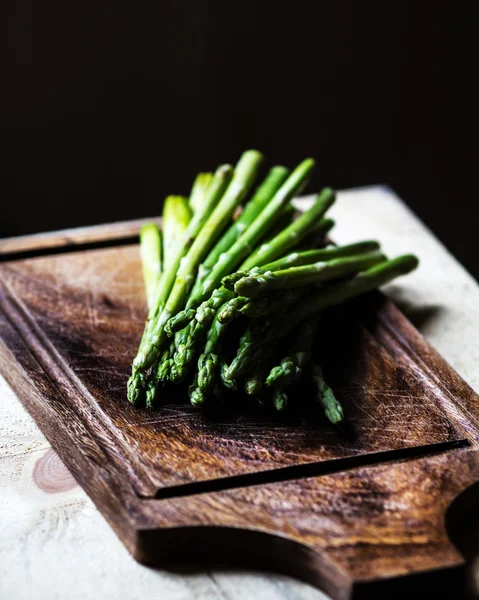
top-left (1, 219), bottom-right (479, 600)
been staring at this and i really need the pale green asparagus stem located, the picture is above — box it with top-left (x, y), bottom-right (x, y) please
top-left (145, 164), bottom-right (233, 328)
top-left (192, 165), bottom-right (290, 288)
top-left (298, 218), bottom-right (335, 250)
top-left (139, 224), bottom-right (162, 311)
top-left (189, 172), bottom-right (213, 214)
top-left (133, 150), bottom-right (263, 373)
top-left (241, 188), bottom-right (336, 271)
top-left (222, 241), bottom-right (381, 291)
top-left (234, 251), bottom-right (386, 298)
top-left (256, 240), bottom-right (381, 273)
top-left (167, 159), bottom-right (315, 334)
top-left (127, 163), bottom-right (234, 403)
top-left (162, 196), bottom-right (192, 271)
top-left (127, 164), bottom-right (233, 404)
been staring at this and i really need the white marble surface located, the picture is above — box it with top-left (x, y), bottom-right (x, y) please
top-left (1, 186), bottom-right (478, 600)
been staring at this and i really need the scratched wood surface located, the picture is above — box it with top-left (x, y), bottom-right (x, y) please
top-left (1, 192), bottom-right (479, 599)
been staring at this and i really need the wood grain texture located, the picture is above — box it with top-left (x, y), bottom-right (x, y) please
top-left (0, 216), bottom-right (162, 259)
top-left (1, 218), bottom-right (479, 599)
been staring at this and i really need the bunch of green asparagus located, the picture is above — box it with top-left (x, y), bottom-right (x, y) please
top-left (129, 150), bottom-right (418, 424)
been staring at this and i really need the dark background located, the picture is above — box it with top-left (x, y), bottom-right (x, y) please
top-left (3, 2), bottom-right (478, 276)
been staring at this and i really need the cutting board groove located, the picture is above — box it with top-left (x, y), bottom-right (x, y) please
top-left (1, 219), bottom-right (479, 600)
top-left (151, 439), bottom-right (468, 501)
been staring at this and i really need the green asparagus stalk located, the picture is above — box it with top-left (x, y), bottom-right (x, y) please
top-left (139, 224), bottom-right (162, 311)
top-left (162, 196), bottom-right (192, 271)
top-left (179, 189), bottom-right (337, 360)
top-left (266, 313), bottom-right (322, 389)
top-left (219, 286), bottom-right (310, 324)
top-left (240, 188), bottom-right (336, 270)
top-left (132, 150), bottom-right (264, 372)
top-left (234, 251), bottom-right (386, 298)
top-left (187, 216), bottom-right (338, 369)
top-left (298, 218), bottom-right (335, 250)
top-left (145, 377), bottom-right (159, 410)
top-left (239, 288), bottom-right (311, 320)
top-left (259, 202), bottom-right (296, 243)
top-left (166, 170), bottom-right (292, 335)
top-left (188, 372), bottom-right (206, 407)
top-left (127, 163), bottom-right (234, 403)
top-left (172, 319), bottom-right (206, 381)
top-left (273, 389), bottom-right (289, 412)
top-left (157, 344), bottom-right (174, 382)
top-left (253, 240), bottom-right (381, 273)
top-left (217, 295), bottom-right (250, 324)
top-left (196, 312), bottom-right (228, 394)
top-left (312, 363), bottom-right (343, 424)
top-left (219, 359), bottom-right (237, 391)
top-left (192, 165), bottom-right (290, 287)
top-left (165, 159), bottom-right (315, 335)
top-left (189, 172), bottom-right (213, 214)
top-left (244, 361), bottom-right (271, 395)
top-left (226, 254), bottom-right (419, 379)
top-left (222, 240), bottom-right (381, 291)
top-left (146, 164), bottom-right (233, 325)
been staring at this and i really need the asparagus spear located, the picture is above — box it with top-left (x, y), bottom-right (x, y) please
top-left (162, 196), bottom-right (192, 271)
top-left (132, 150), bottom-right (263, 373)
top-left (298, 218), bottom-right (335, 250)
top-left (234, 251), bottom-right (386, 298)
top-left (239, 188), bottom-right (336, 270)
top-left (273, 389), bottom-right (289, 412)
top-left (180, 189), bottom-right (337, 358)
top-left (172, 318), bottom-right (206, 382)
top-left (127, 163), bottom-right (234, 403)
top-left (312, 363), bottom-right (343, 424)
top-left (166, 159), bottom-right (315, 335)
top-left (239, 288), bottom-right (311, 320)
top-left (149, 166), bottom-right (232, 323)
top-left (221, 250), bottom-right (384, 324)
top-left (217, 295), bottom-right (250, 324)
top-left (139, 224), bottom-right (162, 311)
top-left (192, 165), bottom-right (290, 288)
top-left (244, 361), bottom-right (271, 395)
top-left (226, 254), bottom-right (419, 379)
top-left (177, 171), bottom-right (294, 345)
top-left (219, 286), bottom-right (310, 324)
top-left (166, 173), bottom-right (292, 335)
top-left (188, 371), bottom-right (206, 407)
top-left (179, 201), bottom-right (336, 371)
top-left (189, 172), bottom-right (213, 214)
top-left (196, 312), bottom-right (227, 394)
top-left (259, 202), bottom-right (296, 243)
top-left (145, 377), bottom-right (159, 410)
top-left (222, 241), bottom-right (381, 291)
top-left (266, 313), bottom-right (322, 389)
top-left (219, 359), bottom-right (237, 391)
top-left (252, 240), bottom-right (381, 273)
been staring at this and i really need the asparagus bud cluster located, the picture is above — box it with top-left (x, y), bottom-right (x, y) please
top-left (128, 150), bottom-right (419, 424)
